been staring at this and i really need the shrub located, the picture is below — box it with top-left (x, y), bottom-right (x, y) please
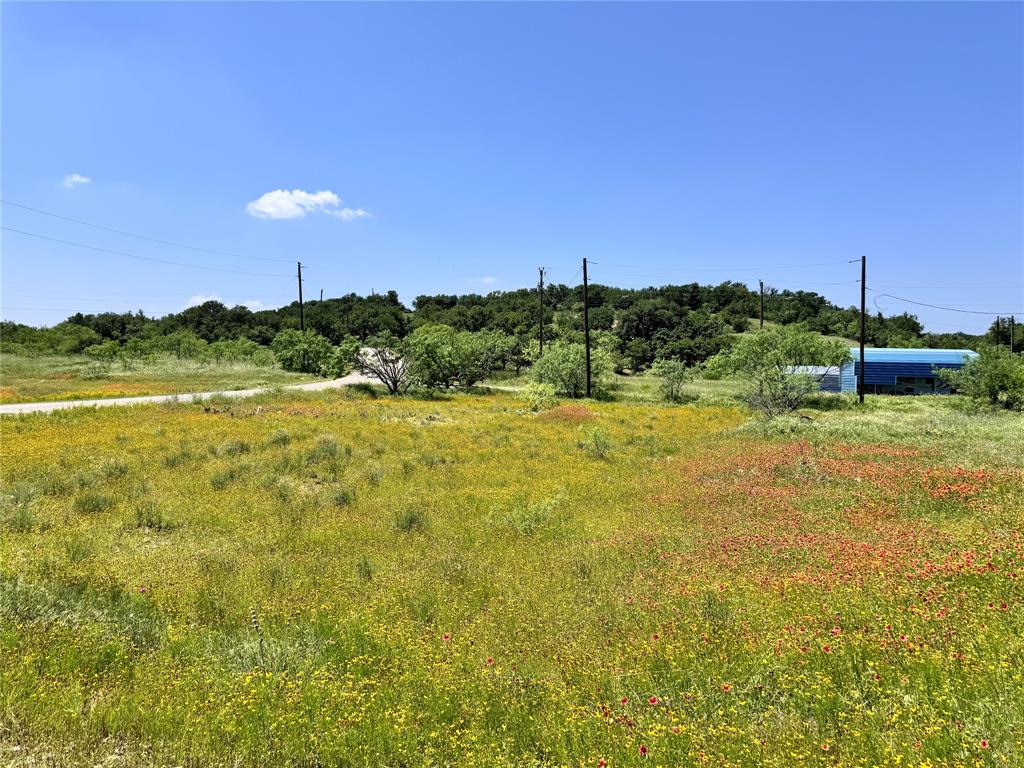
top-left (517, 382), bottom-right (559, 411)
top-left (307, 435), bottom-right (339, 464)
top-left (578, 427), bottom-right (612, 459)
top-left (393, 506), bottom-right (426, 533)
top-left (502, 497), bottom-right (559, 536)
top-left (331, 487), bottom-right (356, 506)
top-left (649, 359), bottom-right (693, 403)
top-left (716, 326), bottom-right (851, 417)
top-left (133, 501), bottom-right (172, 531)
top-left (271, 329), bottom-right (335, 375)
top-left (939, 347), bottom-right (1024, 411)
top-left (356, 555), bottom-right (374, 582)
top-left (529, 341), bottom-right (612, 398)
top-left (266, 429), bottom-right (291, 447)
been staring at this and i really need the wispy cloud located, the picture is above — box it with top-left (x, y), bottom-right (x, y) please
top-left (466, 276), bottom-right (499, 287)
top-left (242, 299), bottom-right (273, 311)
top-left (245, 188), bottom-right (370, 221)
top-left (62, 173), bottom-right (91, 188)
top-left (185, 294), bottom-right (221, 308)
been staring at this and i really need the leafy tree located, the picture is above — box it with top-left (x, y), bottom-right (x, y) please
top-left (327, 336), bottom-right (361, 378)
top-left (271, 330), bottom-right (334, 375)
top-left (716, 326), bottom-right (851, 416)
top-left (356, 332), bottom-right (411, 394)
top-left (529, 341), bottom-right (612, 398)
top-left (939, 347), bottom-right (1024, 410)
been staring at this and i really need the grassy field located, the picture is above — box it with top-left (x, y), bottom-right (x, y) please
top-left (1, 388), bottom-right (1022, 767)
top-left (0, 355), bottom-right (316, 404)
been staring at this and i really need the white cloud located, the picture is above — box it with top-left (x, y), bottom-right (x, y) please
top-left (466, 276), bottom-right (498, 286)
top-left (245, 188), bottom-right (370, 221)
top-left (185, 294), bottom-right (221, 308)
top-left (62, 173), bottom-right (91, 188)
top-left (242, 299), bottom-right (272, 311)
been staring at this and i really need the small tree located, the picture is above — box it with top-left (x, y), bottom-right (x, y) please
top-left (327, 335), bottom-right (361, 378)
top-left (649, 359), bottom-right (693, 403)
top-left (719, 326), bottom-right (850, 416)
top-left (357, 332), bottom-right (411, 394)
top-left (938, 347), bottom-right (1024, 410)
top-left (529, 341), bottom-right (612, 398)
top-left (406, 325), bottom-right (459, 389)
top-left (271, 329), bottom-right (334, 375)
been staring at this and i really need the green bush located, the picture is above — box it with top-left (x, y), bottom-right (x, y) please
top-left (271, 329), bottom-right (334, 375)
top-left (327, 336), bottom-right (361, 378)
top-left (649, 359), bottom-right (693, 403)
top-left (939, 347), bottom-right (1024, 411)
top-left (529, 341), bottom-right (612, 398)
top-left (517, 382), bottom-right (559, 411)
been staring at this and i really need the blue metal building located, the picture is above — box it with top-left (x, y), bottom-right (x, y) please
top-left (838, 348), bottom-right (978, 395)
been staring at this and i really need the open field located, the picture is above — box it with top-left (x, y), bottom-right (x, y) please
top-left (0, 355), bottom-right (316, 404)
top-left (1, 390), bottom-right (1022, 767)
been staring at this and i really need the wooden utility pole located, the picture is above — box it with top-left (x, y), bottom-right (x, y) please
top-left (583, 258), bottom-right (592, 398)
top-left (759, 280), bottom-right (765, 329)
top-left (320, 288), bottom-right (323, 304)
top-left (859, 255), bottom-right (866, 403)
top-left (1011, 316), bottom-right (1016, 353)
top-left (538, 267), bottom-right (546, 355)
top-left (297, 261), bottom-right (305, 331)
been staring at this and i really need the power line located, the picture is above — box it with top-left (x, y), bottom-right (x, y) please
top-left (869, 289), bottom-right (1023, 316)
top-left (1, 226), bottom-right (293, 278)
top-left (0, 199), bottom-right (291, 264)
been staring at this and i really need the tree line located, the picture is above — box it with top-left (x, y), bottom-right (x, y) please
top-left (1, 280), bottom-right (997, 366)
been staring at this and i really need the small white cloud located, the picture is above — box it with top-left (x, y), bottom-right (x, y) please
top-left (245, 188), bottom-right (369, 220)
top-left (62, 173), bottom-right (91, 188)
top-left (185, 294), bottom-right (221, 308)
top-left (242, 299), bottom-right (272, 311)
top-left (466, 276), bottom-right (498, 286)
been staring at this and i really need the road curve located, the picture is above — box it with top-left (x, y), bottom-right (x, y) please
top-left (0, 371), bottom-right (376, 416)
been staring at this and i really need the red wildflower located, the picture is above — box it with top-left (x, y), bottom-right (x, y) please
top-left (821, 743), bottom-right (830, 752)
top-left (648, 696), bottom-right (659, 705)
top-left (721, 683), bottom-right (733, 692)
top-left (638, 744), bottom-right (648, 757)
top-left (442, 633), bottom-right (451, 642)
top-left (980, 739), bottom-right (989, 749)
top-left (620, 696), bottom-right (629, 705)
top-left (822, 644), bottom-right (832, 653)
top-left (598, 760), bottom-right (607, 767)
top-left (485, 656), bottom-right (494, 666)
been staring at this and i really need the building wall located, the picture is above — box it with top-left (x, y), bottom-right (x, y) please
top-left (839, 361), bottom-right (964, 394)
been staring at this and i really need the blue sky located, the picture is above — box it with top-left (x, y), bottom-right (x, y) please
top-left (2, 1), bottom-right (1021, 333)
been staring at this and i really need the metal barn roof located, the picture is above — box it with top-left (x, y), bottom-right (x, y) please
top-left (846, 348), bottom-right (978, 364)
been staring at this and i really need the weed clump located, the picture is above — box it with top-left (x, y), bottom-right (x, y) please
top-left (393, 506), bottom-right (427, 533)
top-left (578, 427), bottom-right (612, 459)
top-left (73, 491), bottom-right (114, 515)
top-left (133, 501), bottom-right (172, 531)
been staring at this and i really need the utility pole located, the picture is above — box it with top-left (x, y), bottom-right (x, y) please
top-left (859, 255), bottom-right (866, 404)
top-left (320, 288), bottom-right (323, 304)
top-left (297, 261), bottom-right (305, 331)
top-left (1011, 316), bottom-right (1016, 353)
top-left (759, 280), bottom-right (765, 329)
top-left (583, 257), bottom-right (592, 398)
top-left (538, 267), bottom-right (546, 356)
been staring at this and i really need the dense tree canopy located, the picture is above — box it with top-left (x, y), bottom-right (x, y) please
top-left (1, 280), bottom-right (991, 369)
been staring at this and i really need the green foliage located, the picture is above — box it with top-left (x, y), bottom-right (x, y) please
top-left (718, 326), bottom-right (851, 417)
top-left (939, 347), bottom-right (1024, 411)
top-left (393, 506), bottom-right (427, 533)
top-left (406, 325), bottom-right (513, 389)
top-left (517, 382), bottom-right (559, 411)
top-left (529, 341), bottom-right (612, 398)
top-left (327, 335), bottom-right (361, 378)
top-left (271, 330), bottom-right (334, 375)
top-left (578, 426), bottom-right (613, 458)
top-left (649, 359), bottom-right (694, 403)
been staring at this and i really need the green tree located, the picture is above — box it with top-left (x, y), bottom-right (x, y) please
top-left (271, 329), bottom-right (334, 375)
top-left (529, 341), bottom-right (612, 398)
top-left (716, 326), bottom-right (851, 416)
top-left (938, 347), bottom-right (1024, 410)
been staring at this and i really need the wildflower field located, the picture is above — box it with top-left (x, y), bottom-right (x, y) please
top-left (0, 390), bottom-right (1021, 767)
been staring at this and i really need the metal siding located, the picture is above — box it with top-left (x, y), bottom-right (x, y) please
top-left (840, 361), bottom-right (857, 393)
